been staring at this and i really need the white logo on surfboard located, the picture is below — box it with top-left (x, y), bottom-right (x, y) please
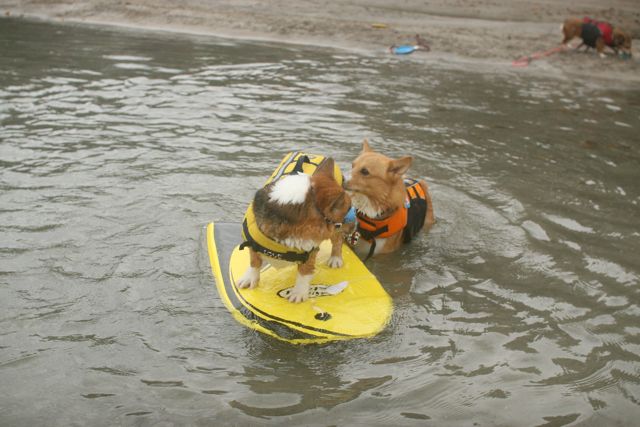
top-left (277, 281), bottom-right (348, 299)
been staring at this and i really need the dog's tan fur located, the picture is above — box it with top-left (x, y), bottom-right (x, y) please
top-left (345, 140), bottom-right (434, 256)
top-left (238, 158), bottom-right (352, 303)
top-left (562, 17), bottom-right (632, 57)
top-left (612, 28), bottom-right (633, 53)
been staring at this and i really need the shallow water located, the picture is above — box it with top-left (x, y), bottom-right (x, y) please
top-left (1, 18), bottom-right (639, 426)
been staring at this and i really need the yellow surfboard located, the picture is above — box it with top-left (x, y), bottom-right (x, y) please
top-left (206, 222), bottom-right (393, 344)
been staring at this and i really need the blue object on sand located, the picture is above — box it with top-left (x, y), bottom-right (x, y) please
top-left (392, 45), bottom-right (417, 55)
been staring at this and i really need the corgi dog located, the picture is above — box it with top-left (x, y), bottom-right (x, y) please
top-left (345, 140), bottom-right (434, 259)
top-left (237, 153), bottom-right (355, 303)
top-left (562, 17), bottom-right (632, 58)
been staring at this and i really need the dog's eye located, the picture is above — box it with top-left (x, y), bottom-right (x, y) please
top-left (360, 168), bottom-right (369, 176)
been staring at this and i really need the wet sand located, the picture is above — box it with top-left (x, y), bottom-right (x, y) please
top-left (1, 0), bottom-right (639, 85)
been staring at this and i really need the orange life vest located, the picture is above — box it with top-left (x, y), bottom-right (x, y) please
top-left (355, 179), bottom-right (428, 259)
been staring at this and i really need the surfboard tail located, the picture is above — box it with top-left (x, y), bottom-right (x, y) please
top-left (206, 222), bottom-right (392, 344)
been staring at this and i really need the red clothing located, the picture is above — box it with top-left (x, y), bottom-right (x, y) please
top-left (583, 17), bottom-right (614, 46)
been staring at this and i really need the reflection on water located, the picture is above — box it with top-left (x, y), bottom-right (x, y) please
top-left (1, 18), bottom-right (639, 426)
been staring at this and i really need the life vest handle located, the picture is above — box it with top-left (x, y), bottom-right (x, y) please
top-left (292, 154), bottom-right (311, 174)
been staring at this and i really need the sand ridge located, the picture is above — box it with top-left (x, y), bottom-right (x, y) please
top-left (1, 0), bottom-right (639, 85)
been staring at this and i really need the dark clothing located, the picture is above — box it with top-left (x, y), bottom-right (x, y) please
top-left (581, 22), bottom-right (601, 48)
top-left (401, 179), bottom-right (428, 243)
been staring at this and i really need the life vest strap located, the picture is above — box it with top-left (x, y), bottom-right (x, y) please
top-left (292, 154), bottom-right (311, 174)
top-left (356, 219), bottom-right (389, 241)
top-left (241, 217), bottom-right (311, 263)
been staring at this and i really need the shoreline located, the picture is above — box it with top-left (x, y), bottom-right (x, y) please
top-left (1, 0), bottom-right (639, 87)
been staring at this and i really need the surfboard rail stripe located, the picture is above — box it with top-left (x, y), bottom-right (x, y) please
top-left (208, 222), bottom-right (337, 341)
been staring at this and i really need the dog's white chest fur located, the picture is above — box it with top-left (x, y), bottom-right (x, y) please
top-left (351, 193), bottom-right (383, 218)
top-left (277, 237), bottom-right (318, 252)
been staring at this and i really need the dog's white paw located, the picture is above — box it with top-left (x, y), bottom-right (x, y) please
top-left (288, 287), bottom-right (309, 303)
top-left (237, 267), bottom-right (260, 289)
top-left (288, 274), bottom-right (311, 303)
top-left (327, 256), bottom-right (344, 269)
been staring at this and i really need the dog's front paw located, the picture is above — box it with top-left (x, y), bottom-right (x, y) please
top-left (237, 267), bottom-right (260, 289)
top-left (288, 287), bottom-right (309, 303)
top-left (326, 256), bottom-right (344, 269)
top-left (288, 274), bottom-right (311, 303)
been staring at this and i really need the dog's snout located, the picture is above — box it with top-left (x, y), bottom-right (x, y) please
top-left (342, 172), bottom-right (352, 191)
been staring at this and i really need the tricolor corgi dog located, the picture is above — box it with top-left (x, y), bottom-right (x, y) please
top-left (237, 153), bottom-right (355, 303)
top-left (345, 140), bottom-right (435, 259)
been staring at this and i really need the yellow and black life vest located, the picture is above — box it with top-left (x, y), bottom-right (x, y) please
top-left (240, 152), bottom-right (343, 263)
top-left (263, 152), bottom-right (343, 188)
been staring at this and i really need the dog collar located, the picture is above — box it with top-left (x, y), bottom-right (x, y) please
top-left (328, 206), bottom-right (356, 230)
top-left (322, 206), bottom-right (356, 229)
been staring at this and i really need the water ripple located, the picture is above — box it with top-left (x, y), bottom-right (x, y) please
top-left (1, 18), bottom-right (639, 426)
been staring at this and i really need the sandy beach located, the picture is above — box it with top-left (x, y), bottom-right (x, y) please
top-left (1, 0), bottom-right (639, 85)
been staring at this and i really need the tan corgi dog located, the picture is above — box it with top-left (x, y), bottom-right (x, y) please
top-left (237, 154), bottom-right (354, 303)
top-left (345, 140), bottom-right (434, 259)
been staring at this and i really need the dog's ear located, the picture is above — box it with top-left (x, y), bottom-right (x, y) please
top-left (315, 158), bottom-right (336, 178)
top-left (361, 138), bottom-right (372, 153)
top-left (329, 191), bottom-right (349, 216)
top-left (388, 156), bottom-right (412, 176)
